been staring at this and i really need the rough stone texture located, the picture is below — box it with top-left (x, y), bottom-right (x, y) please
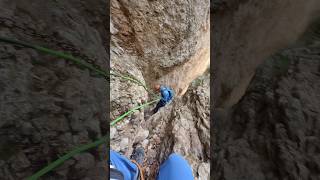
top-left (110, 49), bottom-right (148, 121)
top-left (110, 0), bottom-right (210, 179)
top-left (111, 73), bottom-right (210, 179)
top-left (0, 0), bottom-right (108, 179)
top-left (212, 20), bottom-right (320, 180)
top-left (212, 0), bottom-right (320, 108)
top-left (111, 0), bottom-right (210, 96)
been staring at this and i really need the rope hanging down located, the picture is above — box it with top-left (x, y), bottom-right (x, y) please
top-left (27, 135), bottom-right (108, 180)
top-left (27, 98), bottom-right (159, 180)
top-left (0, 36), bottom-right (157, 96)
top-left (110, 98), bottom-right (160, 126)
top-left (0, 37), bottom-right (108, 77)
top-left (0, 37), bottom-right (160, 179)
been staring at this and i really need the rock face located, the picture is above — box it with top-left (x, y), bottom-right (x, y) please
top-left (0, 0), bottom-right (108, 179)
top-left (212, 19), bottom-right (320, 180)
top-left (212, 0), bottom-right (320, 107)
top-left (111, 0), bottom-right (210, 96)
top-left (111, 73), bottom-right (210, 179)
top-left (110, 0), bottom-right (210, 179)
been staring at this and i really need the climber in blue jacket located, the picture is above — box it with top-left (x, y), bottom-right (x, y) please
top-left (152, 85), bottom-right (174, 114)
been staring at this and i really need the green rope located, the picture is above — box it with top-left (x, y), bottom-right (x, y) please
top-left (110, 71), bottom-right (147, 90)
top-left (110, 98), bottom-right (160, 126)
top-left (0, 37), bottom-right (155, 94)
top-left (0, 36), bottom-right (161, 179)
top-left (26, 135), bottom-right (108, 180)
top-left (0, 37), bottom-right (108, 78)
top-left (27, 98), bottom-right (160, 179)
top-left (110, 71), bottom-right (159, 98)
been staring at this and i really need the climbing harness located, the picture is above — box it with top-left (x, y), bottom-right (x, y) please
top-left (131, 160), bottom-right (145, 180)
top-left (0, 37), bottom-right (159, 179)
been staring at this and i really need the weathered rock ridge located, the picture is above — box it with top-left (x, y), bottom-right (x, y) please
top-left (212, 0), bottom-right (320, 107)
top-left (212, 5), bottom-right (320, 179)
top-left (111, 0), bottom-right (210, 179)
top-left (0, 0), bottom-right (108, 179)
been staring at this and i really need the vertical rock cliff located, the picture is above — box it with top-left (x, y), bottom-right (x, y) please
top-left (0, 0), bottom-right (108, 179)
top-left (212, 1), bottom-right (320, 179)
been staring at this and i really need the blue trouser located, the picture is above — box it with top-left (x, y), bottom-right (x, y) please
top-left (153, 99), bottom-right (166, 114)
top-left (110, 151), bottom-right (194, 180)
top-left (157, 153), bottom-right (194, 180)
top-left (110, 150), bottom-right (139, 180)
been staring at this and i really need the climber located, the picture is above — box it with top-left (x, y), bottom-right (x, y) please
top-left (152, 84), bottom-right (174, 114)
top-left (109, 147), bottom-right (194, 180)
